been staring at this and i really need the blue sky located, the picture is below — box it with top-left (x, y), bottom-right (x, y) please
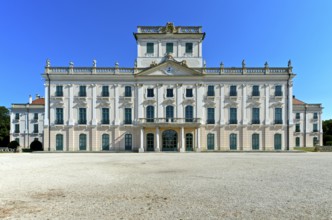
top-left (1, 0), bottom-right (331, 119)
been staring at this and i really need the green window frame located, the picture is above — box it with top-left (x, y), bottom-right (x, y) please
top-left (207, 85), bottom-right (215, 96)
top-left (185, 105), bottom-right (193, 122)
top-left (186, 88), bottom-right (193, 97)
top-left (146, 106), bottom-right (154, 122)
top-left (275, 108), bottom-right (282, 124)
top-left (102, 134), bottom-right (110, 151)
top-left (252, 85), bottom-right (260, 96)
top-left (15, 113), bottom-right (19, 120)
top-left (274, 134), bottom-right (282, 150)
top-left (56, 108), bottom-right (63, 124)
top-left (79, 134), bottom-right (87, 151)
top-left (166, 105), bottom-right (174, 122)
top-left (313, 113), bottom-right (318, 119)
top-left (15, 138), bottom-right (20, 145)
top-left (207, 108), bottom-right (215, 124)
top-left (147, 43), bottom-right (154, 54)
top-left (230, 108), bottom-right (237, 124)
top-left (275, 85), bottom-right (282, 96)
top-left (125, 134), bottom-right (132, 151)
top-left (230, 134), bottom-right (237, 150)
top-left (125, 86), bottom-right (132, 97)
top-left (313, 124), bottom-right (318, 132)
top-left (102, 86), bottom-right (109, 97)
top-left (124, 108), bottom-right (132, 124)
top-left (33, 124), bottom-right (38, 133)
top-left (56, 85), bottom-right (63, 97)
top-left (166, 42), bottom-right (173, 54)
top-left (15, 124), bottom-right (20, 133)
top-left (185, 43), bottom-right (193, 53)
top-left (296, 124), bottom-right (300, 132)
top-left (79, 86), bottom-right (86, 97)
top-left (146, 133), bottom-right (154, 151)
top-left (296, 137), bottom-right (300, 147)
top-left (230, 85), bottom-right (237, 96)
top-left (56, 134), bottom-right (63, 151)
top-left (166, 88), bottom-right (173, 97)
top-left (186, 133), bottom-right (193, 151)
top-left (252, 134), bottom-right (259, 150)
top-left (102, 108), bottom-right (109, 124)
top-left (34, 113), bottom-right (38, 120)
top-left (79, 108), bottom-right (87, 124)
top-left (207, 133), bottom-right (215, 150)
top-left (252, 108), bottom-right (260, 124)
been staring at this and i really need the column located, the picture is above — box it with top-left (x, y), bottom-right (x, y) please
top-left (44, 83), bottom-right (49, 126)
top-left (242, 84), bottom-right (247, 124)
top-left (91, 84), bottom-right (97, 126)
top-left (114, 84), bottom-right (119, 125)
top-left (219, 84), bottom-right (224, 124)
top-left (68, 84), bottom-right (74, 126)
top-left (180, 127), bottom-right (185, 152)
top-left (196, 127), bottom-right (201, 152)
top-left (155, 127), bottom-right (160, 152)
top-left (158, 41), bottom-right (162, 57)
top-left (264, 84), bottom-right (270, 125)
top-left (139, 127), bottom-right (144, 153)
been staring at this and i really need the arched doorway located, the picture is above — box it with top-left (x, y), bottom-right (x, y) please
top-left (30, 138), bottom-right (43, 151)
top-left (162, 130), bottom-right (177, 151)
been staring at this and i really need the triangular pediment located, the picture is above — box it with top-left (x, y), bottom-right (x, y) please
top-left (136, 60), bottom-right (202, 76)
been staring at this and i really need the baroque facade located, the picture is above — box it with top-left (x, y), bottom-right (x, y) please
top-left (38, 23), bottom-right (322, 151)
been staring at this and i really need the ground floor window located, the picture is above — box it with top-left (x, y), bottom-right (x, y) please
top-left (274, 134), bottom-right (282, 150)
top-left (102, 134), bottom-right (110, 151)
top-left (296, 137), bottom-right (300, 147)
top-left (252, 134), bottom-right (259, 150)
top-left (56, 134), bottom-right (63, 151)
top-left (313, 137), bottom-right (318, 146)
top-left (146, 133), bottom-right (154, 151)
top-left (207, 133), bottom-right (215, 150)
top-left (162, 130), bottom-right (177, 151)
top-left (79, 134), bottom-right (87, 150)
top-left (230, 134), bottom-right (237, 150)
top-left (186, 133), bottom-right (193, 151)
top-left (125, 134), bottom-right (132, 151)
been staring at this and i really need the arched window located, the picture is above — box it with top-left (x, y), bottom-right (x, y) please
top-left (146, 133), bottom-right (154, 151)
top-left (146, 106), bottom-right (154, 122)
top-left (185, 105), bottom-right (193, 122)
top-left (274, 134), bottom-right (282, 150)
top-left (186, 133), bottom-right (193, 151)
top-left (56, 134), bottom-right (63, 151)
top-left (296, 137), bottom-right (300, 147)
top-left (125, 134), bottom-right (132, 151)
top-left (166, 105), bottom-right (174, 122)
top-left (230, 134), bottom-right (237, 150)
top-left (79, 134), bottom-right (87, 151)
top-left (102, 134), bottom-right (110, 151)
top-left (252, 134), bottom-right (259, 150)
top-left (207, 133), bottom-right (215, 150)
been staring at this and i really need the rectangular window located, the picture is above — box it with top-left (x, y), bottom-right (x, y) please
top-left (166, 88), bottom-right (174, 98)
top-left (275, 108), bottom-right (282, 124)
top-left (296, 137), bottom-right (300, 147)
top-left (147, 88), bottom-right (154, 98)
top-left (79, 86), bottom-right (86, 97)
top-left (296, 113), bottom-right (300, 119)
top-left (252, 108), bottom-right (260, 124)
top-left (252, 85), bottom-right (260, 96)
top-left (166, 42), bottom-right (173, 54)
top-left (313, 124), bottom-right (318, 132)
top-left (125, 86), bottom-right (132, 97)
top-left (230, 85), bottom-right (237, 96)
top-left (15, 113), bottom-right (19, 120)
top-left (102, 108), bottom-right (109, 124)
top-left (125, 134), bottom-right (132, 151)
top-left (56, 85), bottom-right (63, 97)
top-left (207, 85), bottom-right (215, 96)
top-left (185, 43), bottom-right (193, 53)
top-left (33, 124), bottom-right (38, 133)
top-left (34, 113), bottom-right (38, 120)
top-left (15, 124), bottom-right (20, 133)
top-left (275, 85), bottom-right (282, 96)
top-left (15, 138), bottom-right (20, 145)
top-left (147, 42), bottom-right (154, 54)
top-left (79, 108), bottom-right (87, 124)
top-left (296, 124), bottom-right (300, 132)
top-left (186, 88), bottom-right (193, 97)
top-left (207, 108), bottom-right (215, 124)
top-left (55, 108), bottom-right (63, 124)
top-left (313, 113), bottom-right (318, 119)
top-left (102, 86), bottom-right (109, 97)
top-left (230, 108), bottom-right (237, 124)
top-left (207, 134), bottom-right (215, 150)
top-left (124, 108), bottom-right (132, 124)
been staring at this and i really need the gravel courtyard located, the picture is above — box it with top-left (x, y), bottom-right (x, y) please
top-left (1, 152), bottom-right (332, 219)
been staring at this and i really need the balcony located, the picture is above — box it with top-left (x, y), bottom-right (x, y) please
top-left (138, 118), bottom-right (201, 127)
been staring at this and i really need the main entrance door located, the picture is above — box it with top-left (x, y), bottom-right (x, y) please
top-left (162, 130), bottom-right (177, 151)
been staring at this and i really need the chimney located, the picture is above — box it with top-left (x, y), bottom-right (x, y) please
top-left (36, 94), bottom-right (40, 99)
top-left (29, 95), bottom-right (32, 104)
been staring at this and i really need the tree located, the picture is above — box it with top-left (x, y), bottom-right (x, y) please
top-left (0, 106), bottom-right (10, 146)
top-left (323, 119), bottom-right (332, 145)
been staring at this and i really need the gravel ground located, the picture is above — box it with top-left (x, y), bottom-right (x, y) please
top-left (1, 152), bottom-right (332, 220)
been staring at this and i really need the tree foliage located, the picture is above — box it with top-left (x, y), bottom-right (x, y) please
top-left (0, 106), bottom-right (10, 146)
top-left (323, 119), bottom-right (332, 145)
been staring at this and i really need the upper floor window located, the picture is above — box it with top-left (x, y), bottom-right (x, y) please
top-left (296, 113), bottom-right (300, 119)
top-left (56, 85), bottom-right (63, 97)
top-left (252, 108), bottom-right (260, 124)
top-left (125, 86), bottom-right (132, 97)
top-left (313, 112), bottom-right (318, 120)
top-left (101, 108), bottom-right (109, 124)
top-left (15, 113), bottom-right (19, 120)
top-left (185, 105), bottom-right (194, 122)
top-left (166, 88), bottom-right (173, 98)
top-left (275, 108), bottom-right (282, 124)
top-left (147, 88), bottom-right (154, 98)
top-left (55, 108), bottom-right (63, 124)
top-left (15, 124), bottom-right (20, 133)
top-left (186, 88), bottom-right (193, 97)
top-left (207, 108), bottom-right (215, 124)
top-left (230, 85), bottom-right (237, 96)
top-left (34, 113), bottom-right (38, 120)
top-left (102, 86), bottom-right (109, 97)
top-left (78, 108), bottom-right (87, 124)
top-left (79, 86), bottom-right (86, 97)
top-left (230, 108), bottom-right (237, 124)
top-left (313, 123), bottom-right (318, 132)
top-left (166, 43), bottom-right (173, 54)
top-left (185, 43), bottom-right (193, 53)
top-left (33, 124), bottom-right (38, 133)
top-left (124, 108), bottom-right (132, 124)
top-left (207, 85), bottom-right (215, 96)
top-left (147, 42), bottom-right (154, 54)
top-left (146, 106), bottom-right (154, 122)
top-left (296, 124), bottom-right (300, 132)
top-left (275, 85), bottom-right (282, 96)
top-left (252, 85), bottom-right (260, 96)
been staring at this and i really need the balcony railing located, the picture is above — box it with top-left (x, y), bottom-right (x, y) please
top-left (206, 119), bottom-right (215, 124)
top-left (124, 120), bottom-right (132, 125)
top-left (274, 120), bottom-right (283, 124)
top-left (139, 118), bottom-right (201, 124)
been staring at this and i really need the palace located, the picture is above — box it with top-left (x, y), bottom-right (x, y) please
top-left (10, 23), bottom-right (323, 151)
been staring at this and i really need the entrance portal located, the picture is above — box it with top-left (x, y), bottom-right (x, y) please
top-left (162, 130), bottom-right (177, 151)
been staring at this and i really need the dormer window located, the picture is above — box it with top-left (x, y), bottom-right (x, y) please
top-left (166, 43), bottom-right (173, 54)
top-left (185, 43), bottom-right (193, 53)
top-left (147, 43), bottom-right (154, 54)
